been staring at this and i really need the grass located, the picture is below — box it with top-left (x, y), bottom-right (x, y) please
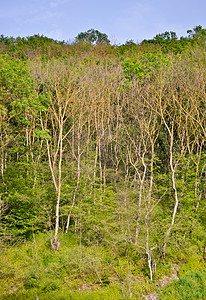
top-left (159, 252), bottom-right (206, 300)
top-left (0, 285), bottom-right (124, 300)
top-left (159, 270), bottom-right (206, 300)
top-left (0, 232), bottom-right (205, 299)
top-left (0, 232), bottom-right (135, 299)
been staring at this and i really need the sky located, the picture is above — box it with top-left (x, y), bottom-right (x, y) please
top-left (0, 0), bottom-right (205, 44)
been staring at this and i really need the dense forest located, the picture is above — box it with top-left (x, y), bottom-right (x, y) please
top-left (0, 26), bottom-right (206, 299)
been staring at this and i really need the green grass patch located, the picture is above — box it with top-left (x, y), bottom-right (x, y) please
top-left (159, 270), bottom-right (206, 300)
top-left (1, 232), bottom-right (205, 300)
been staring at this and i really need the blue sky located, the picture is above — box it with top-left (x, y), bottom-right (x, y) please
top-left (0, 0), bottom-right (205, 44)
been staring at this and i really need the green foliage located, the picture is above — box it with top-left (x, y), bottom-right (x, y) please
top-left (141, 26), bottom-right (206, 53)
top-left (121, 52), bottom-right (170, 81)
top-left (0, 53), bottom-right (44, 134)
top-left (160, 271), bottom-right (206, 300)
top-left (122, 57), bottom-right (144, 81)
top-left (75, 29), bottom-right (110, 45)
top-left (0, 159), bottom-right (54, 239)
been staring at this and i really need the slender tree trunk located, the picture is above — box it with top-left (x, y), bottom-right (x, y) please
top-left (53, 123), bottom-right (63, 249)
top-left (99, 140), bottom-right (103, 199)
top-left (162, 126), bottom-right (179, 258)
top-left (134, 159), bottom-right (147, 245)
top-left (0, 122), bottom-right (3, 181)
top-left (46, 121), bottom-right (63, 251)
top-left (65, 132), bottom-right (81, 233)
top-left (92, 142), bottom-right (98, 205)
top-left (146, 226), bottom-right (153, 281)
top-left (146, 144), bottom-right (154, 281)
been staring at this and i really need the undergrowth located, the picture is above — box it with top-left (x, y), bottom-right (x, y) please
top-left (0, 232), bottom-right (205, 299)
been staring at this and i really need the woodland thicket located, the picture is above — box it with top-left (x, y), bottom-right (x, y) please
top-left (0, 27), bottom-right (206, 299)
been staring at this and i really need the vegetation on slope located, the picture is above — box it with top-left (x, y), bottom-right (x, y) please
top-left (0, 26), bottom-right (206, 298)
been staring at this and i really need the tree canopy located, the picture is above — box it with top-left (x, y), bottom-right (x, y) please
top-left (75, 28), bottom-right (110, 44)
